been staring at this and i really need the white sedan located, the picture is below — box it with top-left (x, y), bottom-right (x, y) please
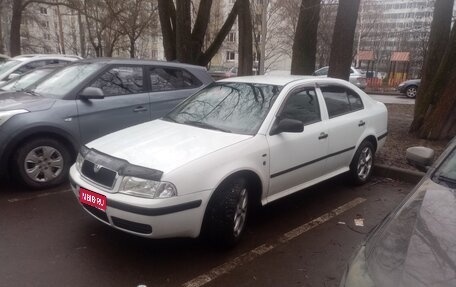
top-left (69, 76), bottom-right (387, 246)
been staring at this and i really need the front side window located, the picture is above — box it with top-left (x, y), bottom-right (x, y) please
top-left (165, 82), bottom-right (282, 135)
top-left (149, 67), bottom-right (201, 92)
top-left (321, 86), bottom-right (364, 118)
top-left (90, 66), bottom-right (144, 96)
top-left (16, 60), bottom-right (48, 74)
top-left (280, 89), bottom-right (321, 126)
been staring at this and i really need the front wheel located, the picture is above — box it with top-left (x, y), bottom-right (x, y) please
top-left (14, 138), bottom-right (72, 189)
top-left (349, 141), bottom-right (375, 185)
top-left (405, 85), bottom-right (418, 98)
top-left (204, 177), bottom-right (249, 248)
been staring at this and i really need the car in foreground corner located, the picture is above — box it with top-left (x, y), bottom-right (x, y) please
top-left (397, 79), bottom-right (420, 98)
top-left (0, 58), bottom-right (212, 189)
top-left (69, 75), bottom-right (388, 246)
top-left (340, 137), bottom-right (456, 287)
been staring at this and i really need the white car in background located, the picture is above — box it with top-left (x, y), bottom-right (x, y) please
top-left (0, 54), bottom-right (81, 84)
top-left (69, 76), bottom-right (387, 246)
top-left (313, 66), bottom-right (368, 90)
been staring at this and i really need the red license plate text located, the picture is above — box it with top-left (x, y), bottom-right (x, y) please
top-left (79, 187), bottom-right (107, 211)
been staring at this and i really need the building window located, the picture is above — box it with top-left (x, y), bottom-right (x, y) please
top-left (151, 49), bottom-right (158, 60)
top-left (40, 7), bottom-right (48, 14)
top-left (226, 51), bottom-right (235, 61)
top-left (228, 32), bottom-right (236, 43)
top-left (44, 33), bottom-right (51, 40)
top-left (41, 21), bottom-right (49, 28)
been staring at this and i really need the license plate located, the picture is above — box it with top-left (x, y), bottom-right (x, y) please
top-left (79, 187), bottom-right (107, 211)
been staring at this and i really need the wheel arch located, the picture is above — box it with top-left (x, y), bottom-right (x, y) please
top-left (3, 126), bottom-right (79, 170)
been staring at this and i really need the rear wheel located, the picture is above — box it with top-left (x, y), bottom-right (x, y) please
top-left (349, 141), bottom-right (375, 185)
top-left (14, 138), bottom-right (71, 189)
top-left (405, 85), bottom-right (418, 98)
top-left (204, 177), bottom-right (249, 248)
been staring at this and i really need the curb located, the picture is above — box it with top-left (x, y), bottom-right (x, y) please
top-left (373, 164), bottom-right (424, 184)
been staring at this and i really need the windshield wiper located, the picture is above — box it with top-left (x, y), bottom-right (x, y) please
top-left (184, 120), bottom-right (231, 133)
top-left (437, 175), bottom-right (456, 186)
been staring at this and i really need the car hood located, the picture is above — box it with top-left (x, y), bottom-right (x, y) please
top-left (0, 91), bottom-right (55, 112)
top-left (363, 178), bottom-right (456, 287)
top-left (87, 119), bottom-right (252, 174)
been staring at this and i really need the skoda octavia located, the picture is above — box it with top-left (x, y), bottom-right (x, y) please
top-left (70, 76), bottom-right (388, 246)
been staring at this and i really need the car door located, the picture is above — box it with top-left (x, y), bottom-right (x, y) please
top-left (267, 87), bottom-right (329, 199)
top-left (146, 66), bottom-right (204, 119)
top-left (319, 85), bottom-right (366, 173)
top-left (76, 65), bottom-right (150, 144)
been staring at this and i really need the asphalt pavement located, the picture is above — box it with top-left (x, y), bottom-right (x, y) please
top-left (0, 176), bottom-right (413, 287)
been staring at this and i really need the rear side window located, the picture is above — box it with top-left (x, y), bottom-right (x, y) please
top-left (280, 89), bottom-right (321, 125)
top-left (149, 67), bottom-right (202, 92)
top-left (89, 66), bottom-right (144, 96)
top-left (321, 86), bottom-right (364, 118)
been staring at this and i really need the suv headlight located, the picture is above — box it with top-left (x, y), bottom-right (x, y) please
top-left (0, 109), bottom-right (29, 127)
top-left (120, 176), bottom-right (177, 199)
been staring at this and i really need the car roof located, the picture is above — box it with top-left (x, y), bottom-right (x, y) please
top-left (76, 58), bottom-right (207, 70)
top-left (218, 75), bottom-right (316, 86)
top-left (13, 54), bottom-right (82, 60)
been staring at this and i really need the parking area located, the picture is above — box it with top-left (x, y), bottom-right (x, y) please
top-left (0, 176), bottom-right (412, 287)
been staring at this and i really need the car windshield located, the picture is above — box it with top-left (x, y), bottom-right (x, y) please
top-left (32, 63), bottom-right (103, 99)
top-left (0, 60), bottom-right (20, 75)
top-left (434, 146), bottom-right (456, 188)
top-left (0, 68), bottom-right (55, 92)
top-left (164, 82), bottom-right (282, 135)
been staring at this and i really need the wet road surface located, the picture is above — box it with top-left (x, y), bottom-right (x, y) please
top-left (0, 176), bottom-right (412, 287)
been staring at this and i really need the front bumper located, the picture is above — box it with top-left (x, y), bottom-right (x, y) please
top-left (69, 165), bottom-right (213, 239)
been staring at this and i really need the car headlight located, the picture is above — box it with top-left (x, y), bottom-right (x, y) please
top-left (75, 146), bottom-right (90, 171)
top-left (120, 176), bottom-right (177, 199)
top-left (0, 109), bottom-right (29, 127)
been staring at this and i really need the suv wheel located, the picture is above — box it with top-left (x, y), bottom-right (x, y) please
top-left (14, 138), bottom-right (71, 189)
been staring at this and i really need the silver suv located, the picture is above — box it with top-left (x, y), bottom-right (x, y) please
top-left (0, 54), bottom-right (81, 84)
top-left (0, 58), bottom-right (213, 189)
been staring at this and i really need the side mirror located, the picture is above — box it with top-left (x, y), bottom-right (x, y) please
top-left (406, 146), bottom-right (435, 172)
top-left (270, 118), bottom-right (304, 135)
top-left (7, 73), bottom-right (20, 80)
top-left (79, 87), bottom-right (104, 100)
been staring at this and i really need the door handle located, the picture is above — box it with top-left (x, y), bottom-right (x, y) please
top-left (133, 106), bottom-right (148, 112)
top-left (318, 132), bottom-right (328, 140)
top-left (358, 120), bottom-right (366, 127)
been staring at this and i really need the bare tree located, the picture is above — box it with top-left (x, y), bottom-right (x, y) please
top-left (327, 0), bottom-right (361, 80)
top-left (409, 0), bottom-right (455, 138)
top-left (238, 0), bottom-right (252, 75)
top-left (290, 0), bottom-right (320, 75)
top-left (157, 0), bottom-right (239, 65)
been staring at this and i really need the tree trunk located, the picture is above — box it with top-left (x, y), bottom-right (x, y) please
top-left (409, 0), bottom-right (454, 133)
top-left (56, 5), bottom-right (65, 54)
top-left (413, 25), bottom-right (456, 140)
top-left (290, 0), bottom-right (320, 75)
top-left (10, 0), bottom-right (23, 57)
top-left (238, 0), bottom-right (253, 76)
top-left (78, 11), bottom-right (86, 57)
top-left (0, 3), bottom-right (4, 54)
top-left (327, 0), bottom-right (361, 80)
top-left (157, 0), bottom-right (239, 66)
top-left (129, 37), bottom-right (135, 58)
top-left (157, 0), bottom-right (176, 61)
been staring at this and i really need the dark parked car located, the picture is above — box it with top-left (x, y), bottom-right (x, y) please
top-left (340, 137), bottom-right (456, 287)
top-left (397, 79), bottom-right (420, 98)
top-left (0, 58), bottom-right (212, 189)
top-left (0, 64), bottom-right (64, 92)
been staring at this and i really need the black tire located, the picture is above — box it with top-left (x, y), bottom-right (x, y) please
top-left (349, 141), bottom-right (375, 185)
top-left (13, 137), bottom-right (72, 189)
top-left (405, 85), bottom-right (418, 98)
top-left (204, 177), bottom-right (249, 248)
